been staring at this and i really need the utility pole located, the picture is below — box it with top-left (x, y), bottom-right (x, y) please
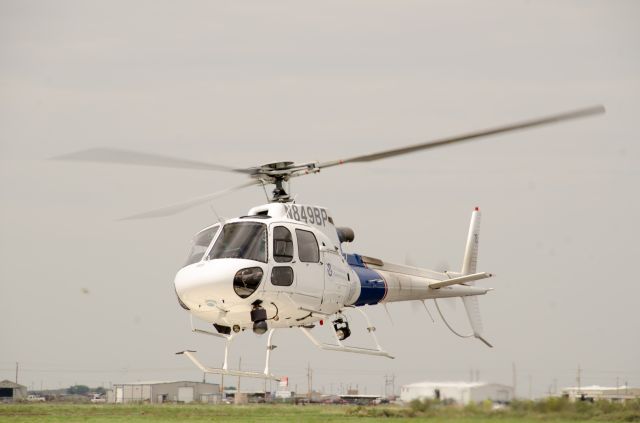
top-left (384, 374), bottom-right (387, 397)
top-left (392, 373), bottom-right (395, 398)
top-left (577, 364), bottom-right (581, 395)
top-left (625, 381), bottom-right (628, 396)
top-left (236, 357), bottom-right (242, 403)
top-left (512, 362), bottom-right (517, 398)
top-left (384, 375), bottom-right (388, 397)
top-left (384, 374), bottom-right (396, 398)
top-left (307, 362), bottom-right (312, 401)
top-left (528, 374), bottom-right (532, 400)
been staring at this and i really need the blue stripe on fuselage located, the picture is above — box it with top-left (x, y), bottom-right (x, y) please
top-left (346, 254), bottom-right (387, 306)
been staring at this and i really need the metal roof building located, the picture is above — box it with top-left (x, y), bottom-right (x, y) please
top-left (400, 381), bottom-right (513, 405)
top-left (0, 380), bottom-right (27, 402)
top-left (562, 385), bottom-right (640, 402)
top-left (108, 381), bottom-right (220, 404)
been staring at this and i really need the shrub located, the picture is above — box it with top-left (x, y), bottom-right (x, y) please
top-left (409, 398), bottom-right (440, 413)
top-left (534, 396), bottom-right (571, 413)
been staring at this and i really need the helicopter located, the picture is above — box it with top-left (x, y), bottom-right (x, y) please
top-left (56, 105), bottom-right (604, 381)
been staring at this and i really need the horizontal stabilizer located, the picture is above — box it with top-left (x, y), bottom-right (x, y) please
top-left (429, 272), bottom-right (493, 289)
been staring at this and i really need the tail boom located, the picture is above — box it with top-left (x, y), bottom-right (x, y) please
top-left (346, 208), bottom-right (494, 347)
top-left (345, 254), bottom-right (491, 305)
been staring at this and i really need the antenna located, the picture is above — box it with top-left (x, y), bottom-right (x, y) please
top-left (260, 181), bottom-right (270, 202)
top-left (208, 205), bottom-right (224, 224)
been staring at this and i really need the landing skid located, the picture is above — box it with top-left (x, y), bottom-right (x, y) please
top-left (176, 350), bottom-right (280, 381)
top-left (178, 317), bottom-right (281, 381)
top-left (178, 307), bottom-right (393, 381)
top-left (301, 306), bottom-right (394, 359)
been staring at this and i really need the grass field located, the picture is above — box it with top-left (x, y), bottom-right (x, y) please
top-left (1, 403), bottom-right (636, 423)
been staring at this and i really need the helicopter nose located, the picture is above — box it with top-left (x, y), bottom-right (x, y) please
top-left (174, 264), bottom-right (232, 309)
top-left (174, 260), bottom-right (265, 309)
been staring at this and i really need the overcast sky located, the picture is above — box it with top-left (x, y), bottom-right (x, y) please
top-left (1, 1), bottom-right (638, 397)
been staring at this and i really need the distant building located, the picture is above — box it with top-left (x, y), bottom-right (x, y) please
top-left (108, 381), bottom-right (220, 404)
top-left (562, 385), bottom-right (640, 402)
top-left (339, 393), bottom-right (382, 405)
top-left (400, 381), bottom-right (513, 405)
top-left (274, 375), bottom-right (292, 400)
top-left (274, 390), bottom-right (292, 400)
top-left (0, 380), bottom-right (27, 402)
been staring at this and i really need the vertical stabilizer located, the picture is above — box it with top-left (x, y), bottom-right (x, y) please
top-left (461, 208), bottom-right (493, 348)
top-left (461, 207), bottom-right (481, 275)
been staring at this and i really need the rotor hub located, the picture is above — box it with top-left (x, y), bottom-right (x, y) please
top-left (248, 161), bottom-right (303, 203)
top-left (261, 161), bottom-right (294, 171)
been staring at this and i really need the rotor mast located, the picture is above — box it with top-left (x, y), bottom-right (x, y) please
top-left (253, 161), bottom-right (296, 203)
top-left (271, 176), bottom-right (291, 203)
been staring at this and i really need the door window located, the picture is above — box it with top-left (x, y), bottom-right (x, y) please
top-left (296, 229), bottom-right (319, 263)
top-left (273, 226), bottom-right (293, 263)
top-left (271, 266), bottom-right (294, 286)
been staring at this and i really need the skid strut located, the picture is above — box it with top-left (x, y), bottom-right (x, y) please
top-left (179, 320), bottom-right (281, 381)
top-left (300, 306), bottom-right (394, 359)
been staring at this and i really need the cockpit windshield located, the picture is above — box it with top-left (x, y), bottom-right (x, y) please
top-left (208, 222), bottom-right (267, 263)
top-left (185, 224), bottom-right (220, 266)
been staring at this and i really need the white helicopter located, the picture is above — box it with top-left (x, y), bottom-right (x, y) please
top-left (57, 106), bottom-right (604, 381)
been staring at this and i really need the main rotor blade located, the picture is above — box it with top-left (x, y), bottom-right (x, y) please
top-left (317, 105), bottom-right (605, 169)
top-left (53, 148), bottom-right (250, 173)
top-left (119, 180), bottom-right (259, 220)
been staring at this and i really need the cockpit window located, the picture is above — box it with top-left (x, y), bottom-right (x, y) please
top-left (208, 222), bottom-right (267, 263)
top-left (185, 225), bottom-right (220, 266)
